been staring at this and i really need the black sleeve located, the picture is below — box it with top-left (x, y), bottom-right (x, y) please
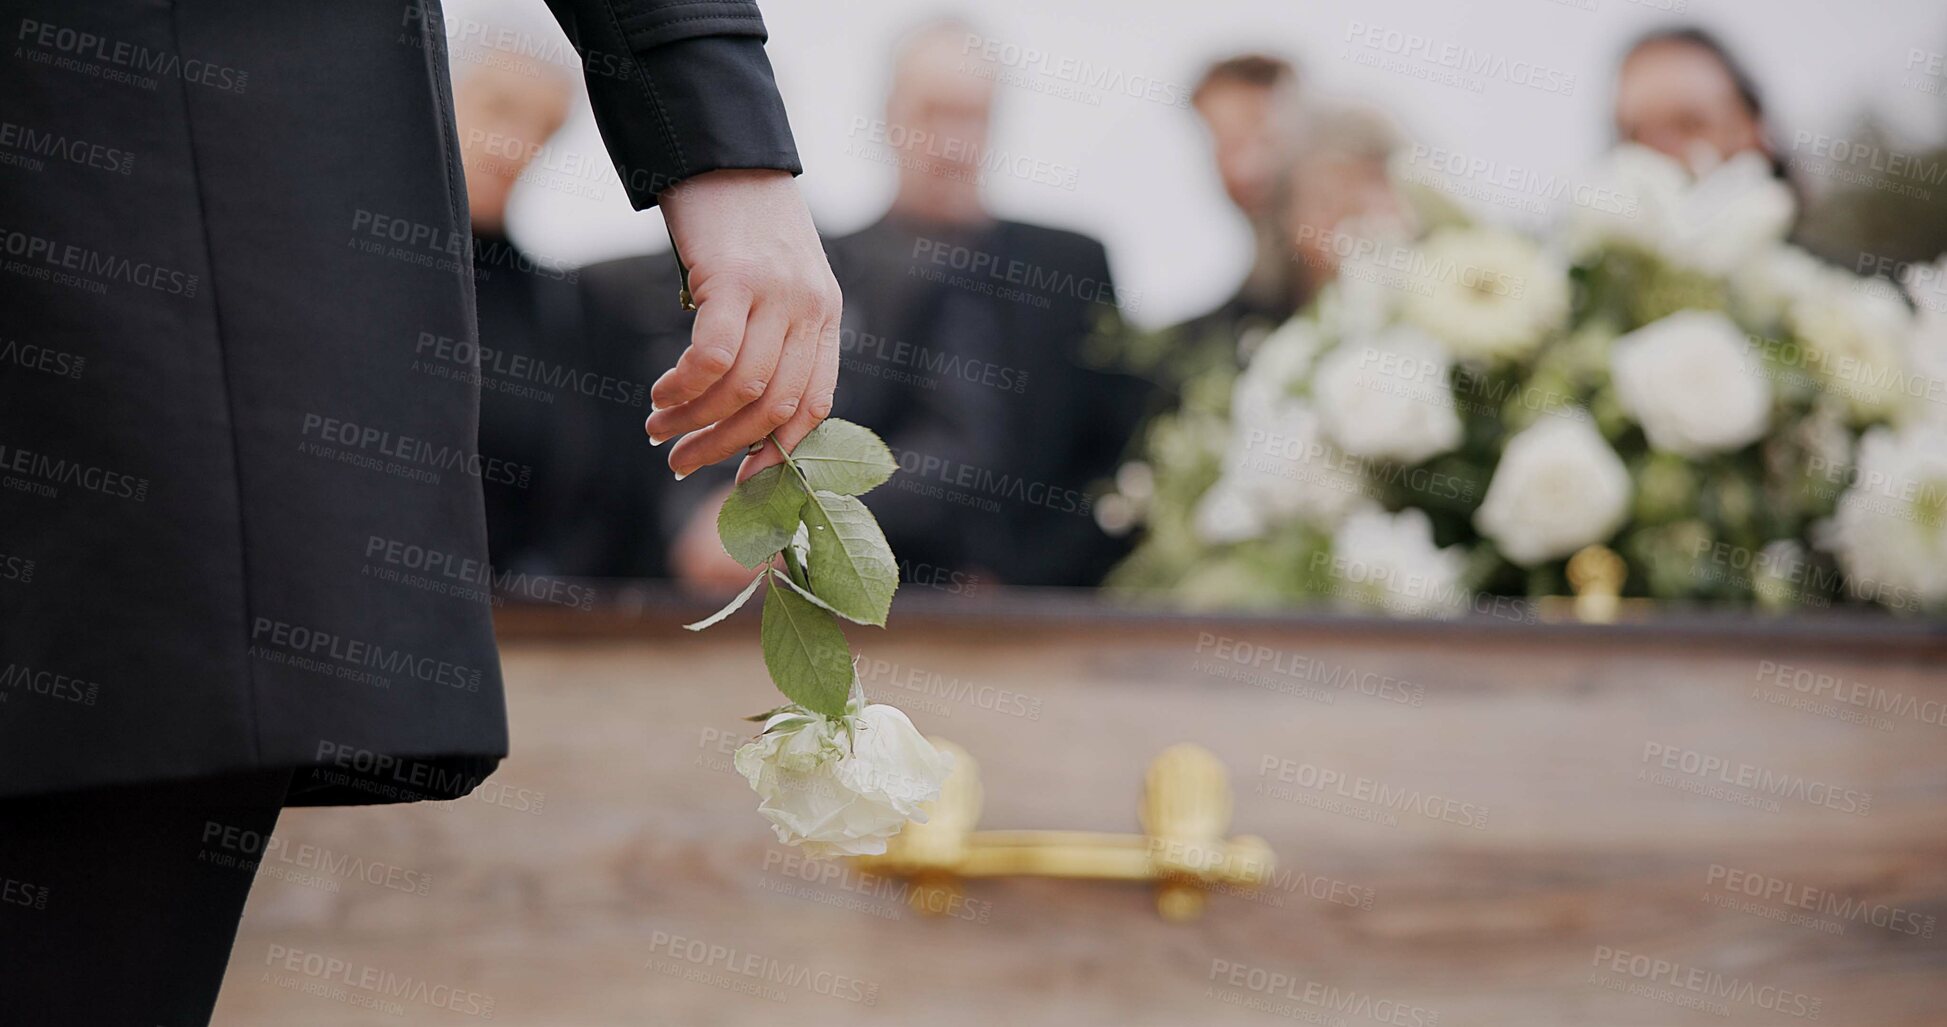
top-left (542, 0), bottom-right (802, 209)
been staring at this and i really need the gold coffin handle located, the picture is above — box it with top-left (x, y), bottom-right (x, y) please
top-left (854, 741), bottom-right (1274, 921)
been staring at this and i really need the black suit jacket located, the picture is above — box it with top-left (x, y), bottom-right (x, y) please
top-left (825, 216), bottom-right (1148, 589)
top-left (0, 0), bottom-right (796, 803)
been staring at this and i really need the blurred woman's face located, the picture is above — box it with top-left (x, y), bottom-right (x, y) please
top-left (1616, 40), bottom-right (1764, 170)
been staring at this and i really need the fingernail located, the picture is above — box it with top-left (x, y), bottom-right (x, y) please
top-left (674, 469), bottom-right (689, 481)
top-left (747, 441), bottom-right (765, 454)
top-left (649, 433), bottom-right (671, 447)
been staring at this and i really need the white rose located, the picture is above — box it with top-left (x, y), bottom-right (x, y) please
top-left (1563, 143), bottom-right (1687, 258)
top-left (734, 699), bottom-right (952, 858)
top-left (1672, 151), bottom-right (1796, 276)
top-left (1328, 508), bottom-right (1468, 617)
top-left (1191, 479), bottom-right (1265, 545)
top-left (1230, 400), bottom-right (1370, 530)
top-left (1787, 269), bottom-right (1914, 422)
top-left (1231, 316), bottom-right (1326, 428)
top-left (1474, 412), bottom-right (1632, 566)
top-left (1314, 326), bottom-right (1463, 464)
top-left (1566, 145), bottom-right (1794, 276)
top-left (1610, 310), bottom-right (1772, 457)
top-left (1730, 245), bottom-right (1825, 327)
top-left (1400, 227), bottom-right (1569, 362)
top-left (1816, 423), bottom-right (1947, 610)
top-left (1196, 317), bottom-right (1369, 543)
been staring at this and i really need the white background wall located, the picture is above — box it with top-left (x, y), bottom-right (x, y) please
top-left (474, 0), bottom-right (1947, 327)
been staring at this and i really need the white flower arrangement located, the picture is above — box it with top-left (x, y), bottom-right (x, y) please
top-left (1110, 144), bottom-right (1947, 615)
top-left (1400, 227), bottom-right (1570, 362)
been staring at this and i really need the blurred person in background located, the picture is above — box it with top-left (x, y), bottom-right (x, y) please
top-left (664, 17), bottom-right (1146, 591)
top-left (1615, 27), bottom-right (1790, 181)
top-left (450, 24), bottom-right (690, 582)
top-left (1096, 97), bottom-right (1416, 586)
top-left (1159, 55), bottom-right (1305, 385)
top-left (1278, 100), bottom-right (1415, 299)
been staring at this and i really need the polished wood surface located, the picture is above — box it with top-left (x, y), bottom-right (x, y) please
top-left (215, 598), bottom-right (1947, 1026)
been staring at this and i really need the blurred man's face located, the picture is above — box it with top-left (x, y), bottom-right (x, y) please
top-left (454, 62), bottom-right (572, 233)
top-left (885, 33), bottom-right (995, 217)
top-left (1284, 154), bottom-right (1407, 282)
top-left (1616, 41), bottom-right (1763, 170)
top-left (1195, 80), bottom-right (1280, 216)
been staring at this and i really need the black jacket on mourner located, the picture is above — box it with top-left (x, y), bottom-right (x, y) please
top-left (823, 215), bottom-right (1149, 589)
top-left (0, 0), bottom-right (799, 803)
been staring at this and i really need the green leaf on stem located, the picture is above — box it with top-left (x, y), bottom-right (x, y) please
top-left (801, 490), bottom-right (898, 626)
top-left (718, 463), bottom-right (807, 567)
top-left (786, 418), bottom-right (897, 496)
top-left (759, 580), bottom-right (854, 718)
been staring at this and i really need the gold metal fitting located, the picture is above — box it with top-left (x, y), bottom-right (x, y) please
top-left (853, 741), bottom-right (1274, 921)
top-left (1566, 543), bottom-right (1627, 624)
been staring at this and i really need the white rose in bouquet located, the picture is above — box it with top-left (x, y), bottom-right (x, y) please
top-left (1314, 326), bottom-right (1463, 464)
top-left (1328, 507), bottom-right (1468, 616)
top-left (1401, 227), bottom-right (1569, 362)
top-left (1730, 245), bottom-right (1825, 327)
top-left (1787, 269), bottom-right (1914, 422)
top-left (1610, 310), bottom-right (1772, 457)
top-left (1564, 143), bottom-right (1686, 258)
top-left (1231, 317), bottom-right (1326, 426)
top-left (1567, 145), bottom-right (1793, 276)
top-left (1817, 423), bottom-right (1947, 610)
top-left (735, 698), bottom-right (953, 858)
top-left (1191, 479), bottom-right (1266, 545)
top-left (1194, 317), bottom-right (1368, 543)
top-left (1474, 411), bottom-right (1632, 566)
top-left (1674, 151), bottom-right (1796, 276)
top-left (1198, 400), bottom-right (1368, 543)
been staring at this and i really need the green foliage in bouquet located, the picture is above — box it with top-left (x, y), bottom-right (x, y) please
top-left (1573, 246), bottom-right (1729, 329)
top-left (1102, 370), bottom-right (1232, 587)
top-left (684, 419), bottom-right (898, 717)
